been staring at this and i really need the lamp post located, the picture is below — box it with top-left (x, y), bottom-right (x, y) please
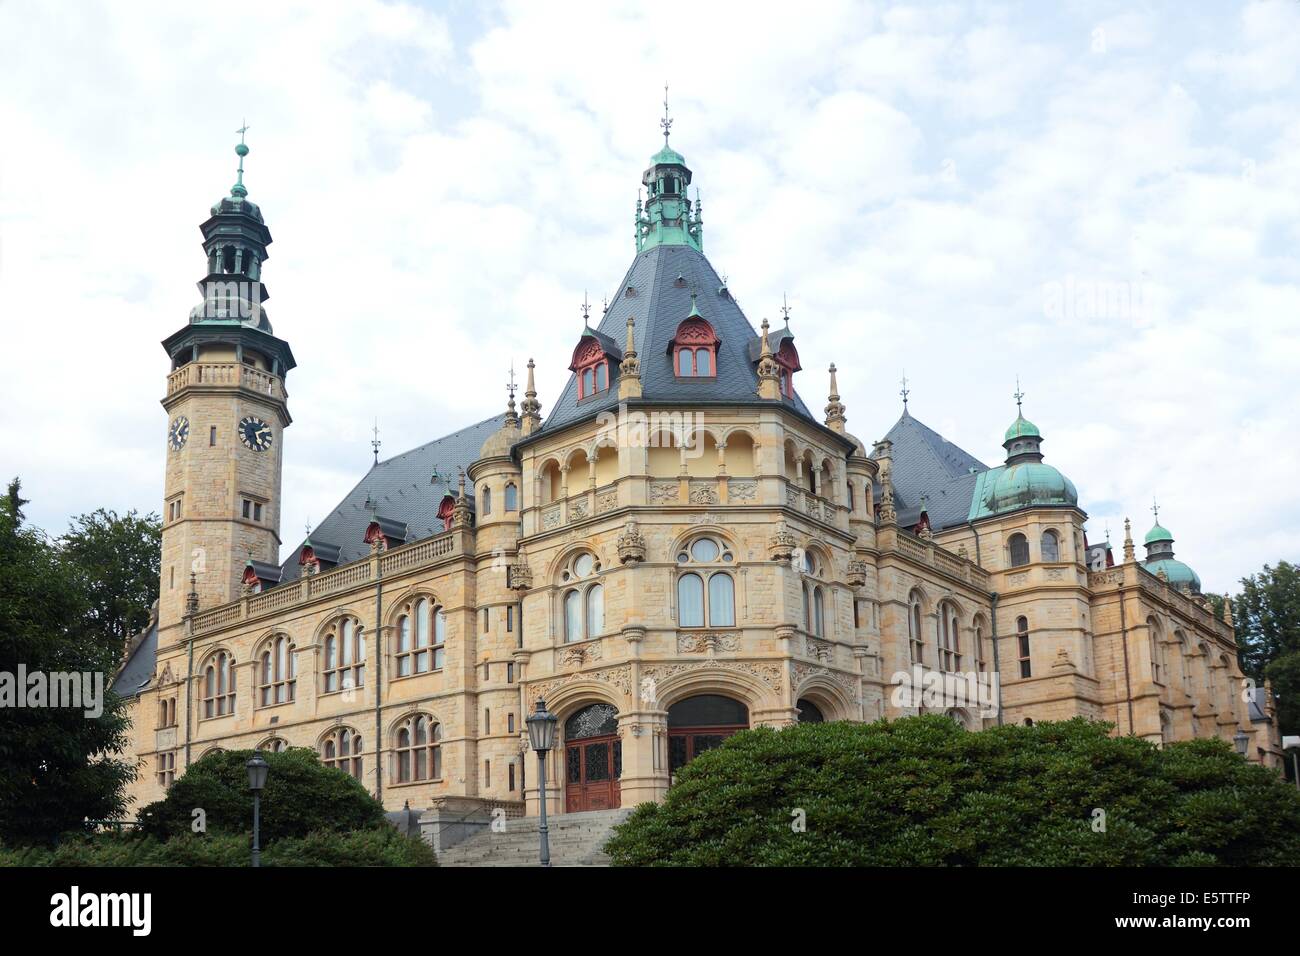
top-left (246, 753), bottom-right (269, 867)
top-left (1233, 730), bottom-right (1250, 757)
top-left (526, 698), bottom-right (558, 867)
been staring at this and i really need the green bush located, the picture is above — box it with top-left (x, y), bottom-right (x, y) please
top-left (137, 747), bottom-right (384, 843)
top-left (0, 827), bottom-right (435, 867)
top-left (605, 716), bottom-right (1300, 867)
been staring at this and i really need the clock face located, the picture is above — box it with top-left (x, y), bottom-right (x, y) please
top-left (239, 416), bottom-right (273, 452)
top-left (168, 416), bottom-right (190, 451)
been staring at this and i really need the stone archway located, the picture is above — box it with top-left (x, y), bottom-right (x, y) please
top-left (666, 694), bottom-right (750, 779)
top-left (563, 702), bottom-right (621, 812)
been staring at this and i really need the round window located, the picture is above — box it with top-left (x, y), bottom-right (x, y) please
top-left (573, 554), bottom-right (595, 577)
top-left (691, 538), bottom-right (720, 562)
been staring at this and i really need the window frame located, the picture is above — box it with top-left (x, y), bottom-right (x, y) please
top-left (257, 634), bottom-right (296, 707)
top-left (322, 617), bottom-right (366, 695)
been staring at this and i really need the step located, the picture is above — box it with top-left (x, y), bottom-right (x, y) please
top-left (438, 809), bottom-right (631, 867)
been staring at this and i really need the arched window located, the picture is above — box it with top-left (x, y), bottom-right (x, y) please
top-left (320, 727), bottom-right (363, 780)
top-left (258, 737), bottom-right (288, 752)
top-left (504, 482), bottom-right (518, 512)
top-left (1147, 617), bottom-right (1164, 683)
top-left (797, 699), bottom-right (825, 723)
top-left (1041, 529), bottom-right (1060, 562)
top-left (671, 315), bottom-right (719, 378)
top-left (1175, 631), bottom-right (1190, 688)
top-left (560, 550), bottom-right (604, 644)
top-left (394, 714), bottom-right (441, 782)
top-left (481, 485), bottom-right (492, 515)
top-left (908, 591), bottom-right (924, 664)
top-left (571, 336), bottom-right (611, 399)
top-left (257, 634), bottom-right (296, 707)
top-left (1201, 644), bottom-right (1216, 702)
top-left (202, 650), bottom-right (235, 718)
top-left (973, 615), bottom-right (987, 674)
top-left (396, 598), bottom-right (443, 676)
top-left (802, 583), bottom-right (825, 637)
top-left (586, 583), bottom-right (604, 638)
top-left (938, 602), bottom-right (961, 672)
top-left (564, 589), bottom-right (583, 641)
top-left (675, 537), bottom-right (736, 627)
top-left (1016, 616), bottom-right (1031, 678)
top-left (1009, 533), bottom-right (1030, 568)
top-left (323, 617), bottom-right (366, 694)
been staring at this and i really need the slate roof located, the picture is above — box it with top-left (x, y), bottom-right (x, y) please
top-left (874, 411), bottom-right (990, 532)
top-left (539, 243), bottom-right (817, 433)
top-left (110, 619), bottom-right (157, 698)
top-left (278, 414), bottom-right (506, 582)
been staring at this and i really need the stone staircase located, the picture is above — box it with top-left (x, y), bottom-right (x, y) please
top-left (437, 808), bottom-right (633, 867)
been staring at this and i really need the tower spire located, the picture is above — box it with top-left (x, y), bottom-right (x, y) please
top-left (520, 357), bottom-right (542, 435)
top-left (825, 363), bottom-right (846, 433)
top-left (232, 121), bottom-right (250, 199)
top-left (504, 362), bottom-right (520, 427)
top-left (661, 82), bottom-right (672, 147)
top-left (619, 316), bottom-right (642, 400)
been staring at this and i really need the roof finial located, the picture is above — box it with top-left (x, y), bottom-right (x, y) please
top-left (371, 419), bottom-right (381, 466)
top-left (1151, 497), bottom-right (1160, 524)
top-left (581, 291), bottom-right (591, 326)
top-left (1013, 376), bottom-right (1025, 413)
top-left (899, 370), bottom-right (910, 412)
top-left (661, 82), bottom-right (673, 147)
top-left (780, 293), bottom-right (792, 325)
top-left (505, 362), bottom-right (519, 423)
top-left (232, 121), bottom-right (250, 198)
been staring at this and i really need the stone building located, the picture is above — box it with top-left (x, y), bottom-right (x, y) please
top-left (112, 127), bottom-right (1285, 830)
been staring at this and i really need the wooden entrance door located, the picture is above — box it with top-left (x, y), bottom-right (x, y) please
top-left (565, 735), bottom-right (621, 812)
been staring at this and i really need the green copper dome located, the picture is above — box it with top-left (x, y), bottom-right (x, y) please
top-left (1144, 522), bottom-right (1173, 545)
top-left (651, 145), bottom-right (687, 166)
top-left (1004, 413), bottom-right (1041, 441)
top-left (982, 462), bottom-right (1078, 515)
top-left (1145, 558), bottom-right (1201, 592)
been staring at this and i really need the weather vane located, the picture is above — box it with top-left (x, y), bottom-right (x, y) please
top-left (507, 362), bottom-right (517, 401)
top-left (581, 290), bottom-right (590, 324)
top-left (900, 371), bottom-right (910, 411)
top-left (1152, 497), bottom-right (1160, 523)
top-left (1013, 376), bottom-right (1025, 412)
top-left (661, 82), bottom-right (673, 147)
top-left (780, 293), bottom-right (792, 324)
top-left (371, 419), bottom-right (382, 465)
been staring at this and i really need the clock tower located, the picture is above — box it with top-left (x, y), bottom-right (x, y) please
top-left (158, 132), bottom-right (295, 634)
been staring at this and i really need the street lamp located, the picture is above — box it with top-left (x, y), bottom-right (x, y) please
top-left (1233, 730), bottom-right (1250, 757)
top-left (526, 698), bottom-right (558, 867)
top-left (246, 754), bottom-right (269, 868)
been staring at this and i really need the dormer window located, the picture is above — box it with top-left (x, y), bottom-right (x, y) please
top-left (569, 335), bottom-right (615, 400)
top-left (775, 341), bottom-right (801, 398)
top-left (671, 315), bottom-right (719, 378)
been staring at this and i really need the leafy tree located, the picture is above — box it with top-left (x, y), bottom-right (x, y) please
top-left (0, 479), bottom-right (135, 846)
top-left (60, 507), bottom-right (160, 658)
top-left (138, 747), bottom-right (385, 844)
top-left (1264, 650), bottom-right (1300, 737)
top-left (605, 716), bottom-right (1300, 867)
top-left (1232, 561), bottom-right (1300, 679)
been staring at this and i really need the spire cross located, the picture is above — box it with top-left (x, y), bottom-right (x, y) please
top-left (1013, 376), bottom-right (1025, 412)
top-left (899, 371), bottom-right (910, 410)
top-left (661, 82), bottom-right (673, 147)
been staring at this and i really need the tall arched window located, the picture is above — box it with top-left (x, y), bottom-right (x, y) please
top-left (396, 598), bottom-right (443, 676)
top-left (908, 591), bottom-right (924, 664)
top-left (258, 737), bottom-right (289, 753)
top-left (973, 615), bottom-right (987, 674)
top-left (802, 583), bottom-right (825, 637)
top-left (1041, 529), bottom-right (1060, 562)
top-left (320, 726), bottom-right (363, 780)
top-left (1147, 617), bottom-right (1164, 683)
top-left (586, 583), bottom-right (604, 638)
top-left (1009, 533), bottom-right (1030, 568)
top-left (323, 617), bottom-right (366, 693)
top-left (202, 650), bottom-right (235, 718)
top-left (1175, 632), bottom-right (1190, 688)
top-left (257, 634), bottom-right (296, 706)
top-left (481, 485), bottom-right (492, 515)
top-left (676, 537), bottom-right (736, 627)
top-left (938, 602), bottom-right (961, 672)
top-left (394, 714), bottom-right (441, 782)
top-left (1201, 644), bottom-right (1216, 702)
top-left (564, 589), bottom-right (583, 641)
top-left (1016, 616), bottom-right (1031, 678)
top-left (504, 482), bottom-right (518, 511)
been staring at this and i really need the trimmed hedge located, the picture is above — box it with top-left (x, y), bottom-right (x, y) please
top-left (604, 716), bottom-right (1300, 866)
top-left (0, 827), bottom-right (436, 867)
top-left (138, 747), bottom-right (384, 843)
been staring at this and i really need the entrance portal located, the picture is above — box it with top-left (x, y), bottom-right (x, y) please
top-left (564, 703), bottom-right (621, 812)
top-left (666, 694), bottom-right (749, 776)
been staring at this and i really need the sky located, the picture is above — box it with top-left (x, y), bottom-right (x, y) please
top-left (1, 0), bottom-right (1297, 594)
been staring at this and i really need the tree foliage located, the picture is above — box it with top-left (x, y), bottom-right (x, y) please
top-left (1232, 560), bottom-right (1300, 680)
top-left (138, 747), bottom-right (385, 844)
top-left (60, 507), bottom-right (161, 659)
top-left (0, 479), bottom-right (135, 846)
top-left (605, 716), bottom-right (1300, 867)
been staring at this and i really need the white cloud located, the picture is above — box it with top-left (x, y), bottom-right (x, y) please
top-left (0, 0), bottom-right (1296, 595)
